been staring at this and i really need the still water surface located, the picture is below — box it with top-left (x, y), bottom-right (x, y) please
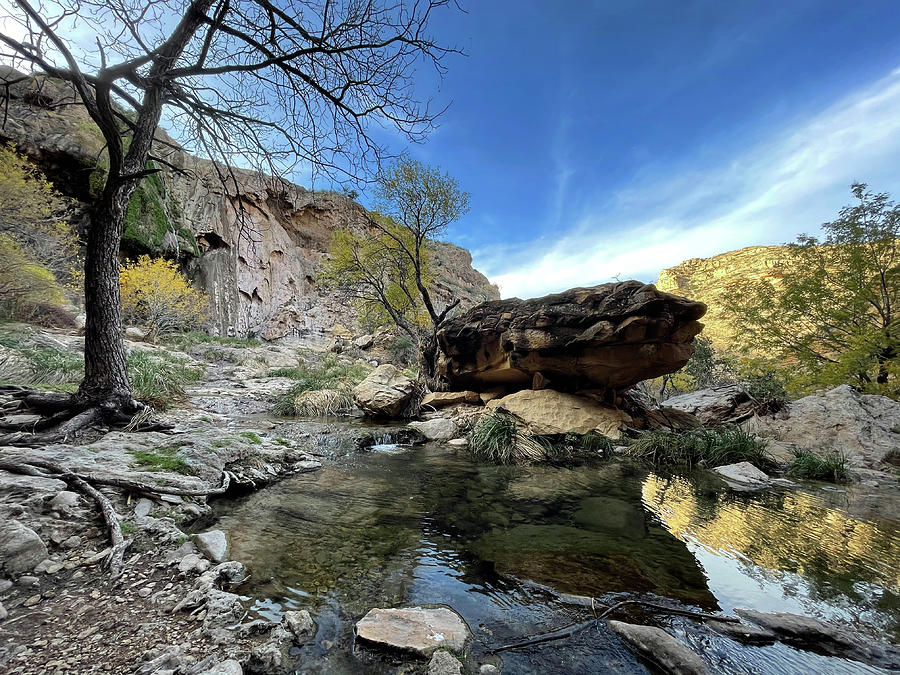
top-left (214, 442), bottom-right (900, 673)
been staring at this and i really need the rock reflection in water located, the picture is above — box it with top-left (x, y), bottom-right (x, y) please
top-left (642, 473), bottom-right (900, 639)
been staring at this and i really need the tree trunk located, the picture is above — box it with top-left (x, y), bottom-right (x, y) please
top-left (76, 195), bottom-right (134, 410)
top-left (418, 329), bottom-right (441, 391)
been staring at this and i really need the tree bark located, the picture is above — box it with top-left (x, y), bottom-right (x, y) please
top-left (76, 195), bottom-right (135, 410)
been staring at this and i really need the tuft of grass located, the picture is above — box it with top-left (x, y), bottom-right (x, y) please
top-left (128, 446), bottom-right (194, 475)
top-left (274, 437), bottom-right (291, 447)
top-left (165, 331), bottom-right (260, 350)
top-left (625, 426), bottom-right (775, 472)
top-left (272, 354), bottom-right (371, 416)
top-left (19, 346), bottom-right (84, 385)
top-left (468, 410), bottom-right (552, 465)
top-left (127, 351), bottom-right (204, 409)
top-left (239, 431), bottom-right (262, 444)
top-left (786, 449), bottom-right (849, 483)
top-left (120, 521), bottom-right (137, 537)
top-left (564, 431), bottom-right (614, 456)
top-left (291, 389), bottom-right (354, 417)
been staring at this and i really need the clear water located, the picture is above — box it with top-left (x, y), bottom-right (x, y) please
top-left (213, 442), bottom-right (900, 673)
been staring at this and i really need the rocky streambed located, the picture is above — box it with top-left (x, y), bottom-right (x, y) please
top-left (1, 330), bottom-right (900, 674)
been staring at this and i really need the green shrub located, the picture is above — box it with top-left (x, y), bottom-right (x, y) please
top-left (127, 351), bottom-right (204, 409)
top-left (786, 449), bottom-right (849, 483)
top-left (468, 410), bottom-right (552, 464)
top-left (386, 336), bottom-right (417, 366)
top-left (626, 426), bottom-right (775, 472)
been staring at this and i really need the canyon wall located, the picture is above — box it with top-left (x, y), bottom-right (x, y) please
top-left (0, 68), bottom-right (499, 343)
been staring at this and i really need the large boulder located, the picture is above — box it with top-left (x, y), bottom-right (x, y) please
top-left (353, 364), bottom-right (417, 418)
top-left (435, 281), bottom-right (706, 394)
top-left (751, 385), bottom-right (900, 468)
top-left (665, 384), bottom-right (758, 425)
top-left (487, 389), bottom-right (632, 439)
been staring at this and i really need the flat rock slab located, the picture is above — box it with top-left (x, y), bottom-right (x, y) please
top-left (712, 462), bottom-right (772, 490)
top-left (408, 418), bottom-right (458, 442)
top-left (356, 606), bottom-right (471, 657)
top-left (608, 620), bottom-right (708, 675)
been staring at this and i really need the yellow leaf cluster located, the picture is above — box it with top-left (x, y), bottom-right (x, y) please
top-left (120, 256), bottom-right (210, 337)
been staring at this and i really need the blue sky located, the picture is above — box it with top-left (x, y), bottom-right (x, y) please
top-left (380, 0), bottom-right (900, 298)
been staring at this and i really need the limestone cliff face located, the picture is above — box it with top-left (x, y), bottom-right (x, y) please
top-left (656, 245), bottom-right (792, 348)
top-left (0, 69), bottom-right (499, 343)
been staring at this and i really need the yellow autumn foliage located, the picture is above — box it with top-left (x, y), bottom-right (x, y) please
top-left (120, 256), bottom-right (209, 337)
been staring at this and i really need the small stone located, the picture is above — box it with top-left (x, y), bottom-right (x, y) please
top-left (18, 575), bottom-right (39, 587)
top-left (178, 553), bottom-right (210, 575)
top-left (49, 491), bottom-right (80, 510)
top-left (192, 530), bottom-right (228, 563)
top-left (282, 610), bottom-right (315, 641)
top-left (0, 522), bottom-right (48, 575)
top-left (447, 438), bottom-right (468, 448)
top-left (61, 535), bottom-right (82, 550)
top-left (429, 650), bottom-right (463, 675)
top-left (0, 579), bottom-right (11, 593)
top-left (23, 594), bottom-right (41, 607)
top-left (608, 620), bottom-right (707, 674)
top-left (77, 626), bottom-right (98, 639)
top-left (138, 587), bottom-right (152, 598)
top-left (479, 666), bottom-right (499, 674)
top-left (134, 498), bottom-right (154, 518)
top-left (0, 601), bottom-right (7, 621)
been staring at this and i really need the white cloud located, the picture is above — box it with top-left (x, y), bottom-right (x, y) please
top-left (485, 67), bottom-right (900, 299)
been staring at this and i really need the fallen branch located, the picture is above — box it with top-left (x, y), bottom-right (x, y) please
top-left (490, 599), bottom-right (739, 654)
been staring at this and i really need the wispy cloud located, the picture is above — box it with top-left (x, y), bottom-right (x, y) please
top-left (483, 66), bottom-right (900, 298)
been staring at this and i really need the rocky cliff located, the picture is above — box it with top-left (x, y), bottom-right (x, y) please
top-left (656, 245), bottom-right (793, 349)
top-left (0, 69), bottom-right (499, 343)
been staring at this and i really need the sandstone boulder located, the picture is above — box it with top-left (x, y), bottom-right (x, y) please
top-left (422, 391), bottom-right (482, 408)
top-left (355, 606), bottom-right (471, 657)
top-left (353, 365), bottom-right (417, 418)
top-left (751, 385), bottom-right (900, 468)
top-left (436, 281), bottom-right (706, 394)
top-left (487, 389), bottom-right (632, 439)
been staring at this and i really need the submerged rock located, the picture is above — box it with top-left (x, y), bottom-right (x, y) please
top-left (435, 281), bottom-right (706, 394)
top-left (0, 520), bottom-right (47, 574)
top-left (487, 389), bottom-right (632, 439)
top-left (712, 462), bottom-right (772, 490)
top-left (353, 364), bottom-right (417, 418)
top-left (355, 606), bottom-right (471, 657)
top-left (734, 609), bottom-right (900, 669)
top-left (607, 620), bottom-right (708, 674)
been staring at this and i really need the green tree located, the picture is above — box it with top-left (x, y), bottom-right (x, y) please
top-left (321, 158), bottom-right (469, 380)
top-left (0, 144), bottom-right (76, 318)
top-left (725, 183), bottom-right (899, 397)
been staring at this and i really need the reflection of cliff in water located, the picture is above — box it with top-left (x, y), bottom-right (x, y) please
top-left (642, 473), bottom-right (900, 637)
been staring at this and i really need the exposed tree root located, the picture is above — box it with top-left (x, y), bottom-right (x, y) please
top-left (0, 388), bottom-right (172, 447)
top-left (490, 599), bottom-right (740, 653)
top-left (0, 457), bottom-right (231, 577)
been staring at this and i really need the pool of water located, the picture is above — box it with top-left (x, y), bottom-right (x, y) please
top-left (213, 442), bottom-right (900, 673)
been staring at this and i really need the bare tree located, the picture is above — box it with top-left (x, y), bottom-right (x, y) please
top-left (0, 0), bottom-right (460, 432)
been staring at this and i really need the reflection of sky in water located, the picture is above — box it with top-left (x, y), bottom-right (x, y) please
top-left (641, 473), bottom-right (900, 639)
